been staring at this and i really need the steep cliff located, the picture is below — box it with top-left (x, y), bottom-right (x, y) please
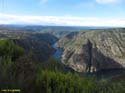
top-left (58, 29), bottom-right (125, 72)
top-left (14, 33), bottom-right (58, 62)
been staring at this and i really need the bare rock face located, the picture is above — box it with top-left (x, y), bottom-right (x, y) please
top-left (58, 29), bottom-right (125, 72)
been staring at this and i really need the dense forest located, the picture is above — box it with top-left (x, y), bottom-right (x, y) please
top-left (0, 39), bottom-right (125, 93)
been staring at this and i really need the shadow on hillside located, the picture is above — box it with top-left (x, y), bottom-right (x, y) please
top-left (72, 40), bottom-right (123, 75)
top-left (84, 40), bottom-right (124, 78)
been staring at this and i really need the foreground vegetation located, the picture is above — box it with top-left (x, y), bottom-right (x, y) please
top-left (0, 39), bottom-right (125, 93)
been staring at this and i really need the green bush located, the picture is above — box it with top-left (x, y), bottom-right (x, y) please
top-left (0, 39), bottom-right (24, 89)
top-left (35, 69), bottom-right (97, 93)
top-left (0, 39), bottom-right (24, 60)
top-left (35, 69), bottom-right (125, 93)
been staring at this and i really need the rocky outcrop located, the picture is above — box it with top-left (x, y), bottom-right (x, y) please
top-left (58, 29), bottom-right (125, 72)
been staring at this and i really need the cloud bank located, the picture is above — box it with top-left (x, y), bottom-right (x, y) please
top-left (0, 13), bottom-right (125, 27)
top-left (96, 0), bottom-right (122, 4)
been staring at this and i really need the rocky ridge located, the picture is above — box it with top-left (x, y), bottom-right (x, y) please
top-left (57, 29), bottom-right (125, 72)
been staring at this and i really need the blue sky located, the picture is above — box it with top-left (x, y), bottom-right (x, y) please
top-left (0, 0), bottom-right (125, 26)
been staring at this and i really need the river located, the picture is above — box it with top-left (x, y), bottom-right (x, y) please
top-left (53, 43), bottom-right (63, 60)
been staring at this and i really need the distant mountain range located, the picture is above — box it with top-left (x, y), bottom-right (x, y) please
top-left (0, 24), bottom-right (118, 32)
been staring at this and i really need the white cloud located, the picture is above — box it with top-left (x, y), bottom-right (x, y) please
top-left (0, 13), bottom-right (125, 27)
top-left (96, 0), bottom-right (122, 4)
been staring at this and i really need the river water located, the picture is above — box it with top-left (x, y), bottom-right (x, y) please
top-left (53, 43), bottom-right (63, 60)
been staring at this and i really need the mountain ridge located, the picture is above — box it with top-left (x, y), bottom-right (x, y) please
top-left (57, 28), bottom-right (125, 72)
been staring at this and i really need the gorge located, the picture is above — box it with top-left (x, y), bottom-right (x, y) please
top-left (0, 25), bottom-right (125, 93)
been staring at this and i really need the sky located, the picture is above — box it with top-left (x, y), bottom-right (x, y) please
top-left (0, 0), bottom-right (125, 26)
